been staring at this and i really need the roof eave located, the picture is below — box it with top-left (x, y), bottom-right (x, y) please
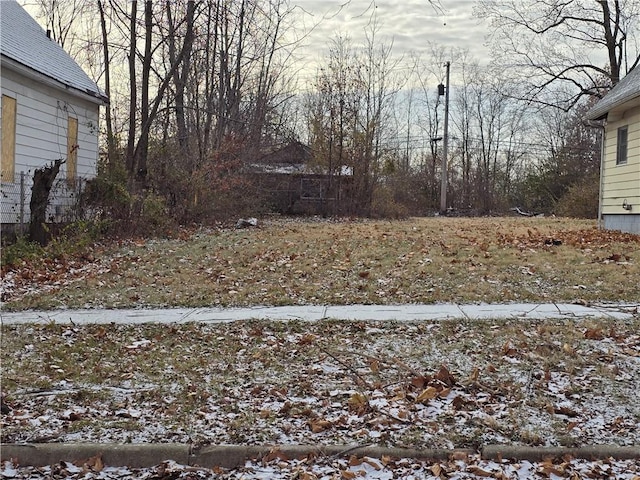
top-left (585, 105), bottom-right (608, 121)
top-left (1, 54), bottom-right (108, 106)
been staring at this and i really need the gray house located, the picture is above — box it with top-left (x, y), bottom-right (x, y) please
top-left (0, 0), bottom-right (107, 227)
top-left (587, 66), bottom-right (640, 234)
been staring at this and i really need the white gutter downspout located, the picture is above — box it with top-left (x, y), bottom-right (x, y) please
top-left (597, 125), bottom-right (606, 230)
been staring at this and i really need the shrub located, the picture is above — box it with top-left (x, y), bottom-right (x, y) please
top-left (1, 219), bottom-right (108, 268)
top-left (141, 193), bottom-right (170, 232)
top-left (80, 174), bottom-right (131, 229)
top-left (555, 174), bottom-right (600, 218)
top-left (147, 139), bottom-right (266, 224)
top-left (46, 220), bottom-right (110, 259)
top-left (1, 236), bottom-right (44, 268)
top-left (370, 184), bottom-right (410, 219)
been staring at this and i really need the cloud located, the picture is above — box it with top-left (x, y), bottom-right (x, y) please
top-left (292, 0), bottom-right (491, 69)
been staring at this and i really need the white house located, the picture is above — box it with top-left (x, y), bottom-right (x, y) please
top-left (586, 66), bottom-right (640, 234)
top-left (0, 0), bottom-right (107, 227)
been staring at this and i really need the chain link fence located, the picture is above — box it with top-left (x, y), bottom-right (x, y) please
top-left (1, 171), bottom-right (87, 235)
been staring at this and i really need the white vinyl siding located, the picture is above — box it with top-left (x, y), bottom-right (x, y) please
top-left (0, 67), bottom-right (99, 181)
top-left (0, 66), bottom-right (100, 224)
top-left (601, 105), bottom-right (640, 214)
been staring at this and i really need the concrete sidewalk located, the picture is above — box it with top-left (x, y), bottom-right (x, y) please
top-left (1, 302), bottom-right (637, 325)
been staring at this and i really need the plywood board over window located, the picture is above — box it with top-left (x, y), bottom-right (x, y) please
top-left (67, 116), bottom-right (78, 185)
top-left (1, 95), bottom-right (17, 183)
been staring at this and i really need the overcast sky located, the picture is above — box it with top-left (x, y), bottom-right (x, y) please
top-left (291, 0), bottom-right (490, 77)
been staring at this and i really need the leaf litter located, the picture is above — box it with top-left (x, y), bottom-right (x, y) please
top-left (2, 316), bottom-right (639, 478)
top-left (2, 455), bottom-right (639, 479)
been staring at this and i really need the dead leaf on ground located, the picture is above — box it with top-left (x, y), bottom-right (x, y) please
top-left (502, 341), bottom-right (517, 357)
top-left (467, 465), bottom-right (494, 477)
top-left (347, 392), bottom-right (369, 415)
top-left (78, 455), bottom-right (103, 472)
top-left (340, 469), bottom-right (357, 479)
top-left (416, 386), bottom-right (439, 403)
top-left (434, 365), bottom-right (456, 386)
top-left (309, 418), bottom-right (332, 433)
top-left (584, 328), bottom-right (604, 340)
top-left (263, 447), bottom-right (289, 463)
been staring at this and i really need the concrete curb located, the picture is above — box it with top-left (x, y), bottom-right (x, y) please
top-left (190, 445), bottom-right (475, 468)
top-left (482, 444), bottom-right (640, 462)
top-left (2, 443), bottom-right (638, 468)
top-left (0, 444), bottom-right (190, 468)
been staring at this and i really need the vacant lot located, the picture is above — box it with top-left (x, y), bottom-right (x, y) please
top-left (2, 217), bottom-right (639, 310)
top-left (2, 217), bottom-right (639, 478)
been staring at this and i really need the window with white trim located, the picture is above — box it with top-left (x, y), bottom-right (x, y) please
top-left (616, 126), bottom-right (628, 165)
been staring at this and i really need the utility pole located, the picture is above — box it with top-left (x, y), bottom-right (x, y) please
top-left (439, 61), bottom-right (450, 214)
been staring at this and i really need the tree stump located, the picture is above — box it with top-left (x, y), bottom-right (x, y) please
top-left (29, 158), bottom-right (64, 246)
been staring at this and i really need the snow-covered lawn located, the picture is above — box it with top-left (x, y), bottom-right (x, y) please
top-left (3, 455), bottom-right (639, 479)
top-left (2, 315), bottom-right (639, 478)
top-left (2, 317), bottom-right (638, 447)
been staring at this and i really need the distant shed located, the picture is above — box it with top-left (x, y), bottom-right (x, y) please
top-left (248, 141), bottom-right (353, 215)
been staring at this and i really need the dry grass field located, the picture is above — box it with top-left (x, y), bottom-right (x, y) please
top-left (2, 216), bottom-right (639, 310)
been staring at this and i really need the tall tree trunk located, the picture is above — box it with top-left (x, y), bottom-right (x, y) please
top-left (98, 0), bottom-right (115, 173)
top-left (167, 1), bottom-right (195, 158)
top-left (131, 0), bottom-right (196, 185)
top-left (201, 0), bottom-right (220, 159)
top-left (135, 0), bottom-right (153, 184)
top-left (125, 0), bottom-right (137, 177)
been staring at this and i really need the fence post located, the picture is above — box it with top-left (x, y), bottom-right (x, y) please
top-left (19, 171), bottom-right (25, 232)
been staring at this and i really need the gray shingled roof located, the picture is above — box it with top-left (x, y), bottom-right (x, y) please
top-left (586, 65), bottom-right (640, 120)
top-left (0, 0), bottom-right (106, 103)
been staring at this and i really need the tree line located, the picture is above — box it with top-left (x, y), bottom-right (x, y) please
top-left (25, 0), bottom-right (640, 233)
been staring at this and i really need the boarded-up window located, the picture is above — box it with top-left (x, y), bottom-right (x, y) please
top-left (67, 116), bottom-right (78, 184)
top-left (1, 95), bottom-right (17, 183)
top-left (616, 126), bottom-right (628, 165)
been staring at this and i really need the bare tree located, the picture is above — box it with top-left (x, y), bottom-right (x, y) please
top-left (121, 1), bottom-right (195, 186)
top-left (124, 0), bottom-right (138, 178)
top-left (476, 0), bottom-right (640, 110)
top-left (166, 0), bottom-right (196, 155)
top-left (307, 23), bottom-right (400, 215)
top-left (97, 0), bottom-right (116, 172)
